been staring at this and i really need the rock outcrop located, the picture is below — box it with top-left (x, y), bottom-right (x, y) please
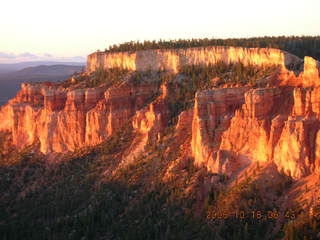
top-left (277, 56), bottom-right (320, 87)
top-left (0, 77), bottom-right (159, 153)
top-left (301, 57), bottom-right (320, 86)
top-left (119, 83), bottom-right (170, 166)
top-left (85, 79), bottom-right (159, 147)
top-left (132, 84), bottom-right (170, 140)
top-left (89, 47), bottom-right (320, 87)
top-left (1, 46), bottom-right (320, 180)
top-left (191, 86), bottom-right (320, 179)
top-left (191, 87), bottom-right (249, 173)
top-left (88, 47), bottom-right (301, 74)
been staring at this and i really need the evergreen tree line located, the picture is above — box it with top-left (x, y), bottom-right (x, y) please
top-left (104, 36), bottom-right (320, 60)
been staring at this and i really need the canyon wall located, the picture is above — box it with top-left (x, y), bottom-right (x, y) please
top-left (0, 79), bottom-right (159, 153)
top-left (1, 46), bottom-right (320, 179)
top-left (88, 47), bottom-right (320, 87)
top-left (87, 47), bottom-right (302, 73)
top-left (191, 86), bottom-right (320, 179)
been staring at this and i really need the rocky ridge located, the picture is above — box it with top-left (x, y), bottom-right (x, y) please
top-left (87, 46), bottom-right (301, 73)
top-left (1, 47), bottom-right (320, 180)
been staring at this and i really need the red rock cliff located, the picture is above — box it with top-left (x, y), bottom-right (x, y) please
top-left (87, 47), bottom-right (301, 74)
top-left (1, 46), bottom-right (320, 180)
top-left (191, 86), bottom-right (320, 179)
top-left (88, 47), bottom-right (320, 87)
top-left (0, 77), bottom-right (159, 153)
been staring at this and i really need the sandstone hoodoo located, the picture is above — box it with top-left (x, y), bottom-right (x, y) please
top-left (2, 40), bottom-right (320, 239)
top-left (1, 46), bottom-right (320, 179)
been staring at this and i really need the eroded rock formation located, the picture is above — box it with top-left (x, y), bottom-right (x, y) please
top-left (88, 47), bottom-right (320, 88)
top-left (191, 86), bottom-right (320, 179)
top-left (0, 77), bottom-right (159, 153)
top-left (1, 46), bottom-right (320, 180)
top-left (88, 47), bottom-right (301, 74)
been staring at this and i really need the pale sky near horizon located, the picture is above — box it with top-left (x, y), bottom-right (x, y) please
top-left (0, 0), bottom-right (319, 58)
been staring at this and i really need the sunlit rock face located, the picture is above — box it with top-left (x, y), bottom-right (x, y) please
top-left (218, 88), bottom-right (282, 168)
top-left (1, 46), bottom-right (320, 180)
top-left (176, 108), bottom-right (194, 133)
top-left (87, 47), bottom-right (301, 73)
top-left (301, 57), bottom-right (320, 86)
top-left (88, 47), bottom-right (320, 88)
top-left (191, 85), bottom-right (320, 179)
top-left (273, 87), bottom-right (320, 178)
top-left (132, 83), bottom-right (170, 138)
top-left (116, 83), bottom-right (171, 165)
top-left (0, 78), bottom-right (159, 153)
top-left (315, 131), bottom-right (320, 174)
top-left (191, 87), bottom-right (249, 173)
top-left (85, 80), bottom-right (159, 146)
top-left (278, 56), bottom-right (320, 87)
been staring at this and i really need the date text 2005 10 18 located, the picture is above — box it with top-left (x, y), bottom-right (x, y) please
top-left (206, 210), bottom-right (297, 221)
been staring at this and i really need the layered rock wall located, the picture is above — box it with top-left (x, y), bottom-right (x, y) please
top-left (191, 87), bottom-right (249, 170)
top-left (0, 79), bottom-right (159, 153)
top-left (1, 46), bottom-right (320, 179)
top-left (88, 47), bottom-right (320, 87)
top-left (88, 47), bottom-right (300, 73)
top-left (191, 86), bottom-right (320, 178)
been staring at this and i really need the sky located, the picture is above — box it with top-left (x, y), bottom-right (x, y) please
top-left (0, 0), bottom-right (319, 60)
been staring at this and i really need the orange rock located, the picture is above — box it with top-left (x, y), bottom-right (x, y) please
top-left (87, 47), bottom-right (301, 73)
top-left (176, 108), bottom-right (194, 132)
top-left (217, 88), bottom-right (281, 170)
top-left (88, 47), bottom-right (319, 88)
top-left (0, 76), bottom-right (160, 153)
top-left (315, 130), bottom-right (320, 173)
top-left (191, 85), bottom-right (320, 179)
top-left (85, 79), bottom-right (159, 145)
top-left (273, 118), bottom-right (313, 178)
top-left (278, 56), bottom-right (320, 87)
top-left (1, 47), bottom-right (320, 181)
top-left (117, 83), bottom-right (170, 168)
top-left (191, 87), bottom-right (249, 169)
top-left (301, 57), bottom-right (320, 86)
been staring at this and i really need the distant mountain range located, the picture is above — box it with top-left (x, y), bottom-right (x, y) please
top-left (0, 52), bottom-right (85, 65)
top-left (0, 61), bottom-right (85, 74)
top-left (0, 63), bottom-right (85, 105)
top-left (6, 64), bottom-right (85, 76)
